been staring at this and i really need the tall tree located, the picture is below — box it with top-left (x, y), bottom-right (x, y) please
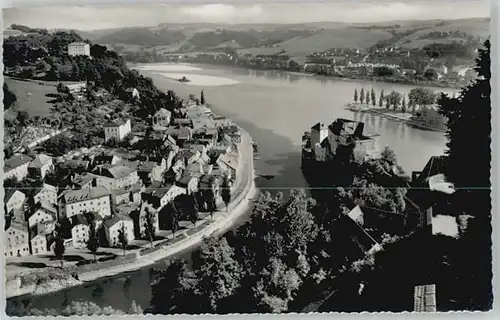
top-left (371, 88), bottom-right (376, 107)
top-left (353, 88), bottom-right (358, 103)
top-left (188, 194), bottom-right (199, 227)
top-left (366, 91), bottom-right (371, 106)
top-left (200, 90), bottom-right (205, 105)
top-left (118, 224), bottom-right (128, 256)
top-left (360, 88), bottom-right (365, 104)
top-left (437, 40), bottom-right (491, 310)
top-left (221, 179), bottom-right (231, 212)
top-left (54, 231), bottom-right (65, 268)
top-left (401, 96), bottom-right (406, 113)
top-left (379, 92), bottom-right (384, 108)
top-left (86, 221), bottom-right (100, 262)
top-left (144, 207), bottom-right (156, 248)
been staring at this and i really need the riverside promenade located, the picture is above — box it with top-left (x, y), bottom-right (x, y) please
top-left (6, 126), bottom-right (257, 298)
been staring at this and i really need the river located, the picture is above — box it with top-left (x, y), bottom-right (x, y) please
top-left (10, 63), bottom-right (454, 312)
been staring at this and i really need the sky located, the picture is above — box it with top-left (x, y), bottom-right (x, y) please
top-left (2, 0), bottom-right (490, 31)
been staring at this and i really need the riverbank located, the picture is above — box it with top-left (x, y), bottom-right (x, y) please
top-left (129, 60), bottom-right (464, 90)
top-left (346, 103), bottom-right (446, 133)
top-left (6, 126), bottom-right (257, 299)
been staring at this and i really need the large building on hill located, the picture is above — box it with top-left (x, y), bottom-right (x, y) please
top-left (303, 118), bottom-right (379, 164)
top-left (68, 42), bottom-right (90, 57)
top-left (104, 119), bottom-right (132, 142)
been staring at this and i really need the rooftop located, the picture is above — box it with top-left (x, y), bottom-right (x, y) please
top-left (5, 154), bottom-right (33, 171)
top-left (71, 214), bottom-right (89, 227)
top-left (29, 154), bottom-right (52, 168)
top-left (107, 165), bottom-right (136, 179)
top-left (104, 118), bottom-right (130, 128)
top-left (155, 108), bottom-right (172, 117)
top-left (69, 42), bottom-right (88, 46)
top-left (103, 214), bottom-right (133, 229)
top-left (64, 186), bottom-right (110, 204)
top-left (143, 182), bottom-right (175, 199)
top-left (5, 189), bottom-right (25, 203)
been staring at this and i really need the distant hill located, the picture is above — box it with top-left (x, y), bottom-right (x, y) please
top-left (55, 18), bottom-right (489, 58)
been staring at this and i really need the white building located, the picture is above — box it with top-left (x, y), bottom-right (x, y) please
top-left (4, 155), bottom-right (33, 181)
top-left (28, 202), bottom-right (56, 229)
top-left (32, 183), bottom-right (58, 206)
top-left (30, 233), bottom-right (48, 255)
top-left (142, 182), bottom-right (186, 211)
top-left (28, 154), bottom-right (54, 179)
top-left (68, 42), bottom-right (90, 57)
top-left (153, 108), bottom-right (172, 128)
top-left (5, 190), bottom-right (26, 215)
top-left (5, 221), bottom-right (30, 258)
top-left (104, 215), bottom-right (135, 247)
top-left (104, 119), bottom-right (132, 142)
top-left (71, 214), bottom-right (90, 249)
top-left (59, 186), bottom-right (112, 220)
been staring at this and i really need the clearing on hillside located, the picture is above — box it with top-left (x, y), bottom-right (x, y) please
top-left (4, 77), bottom-right (58, 119)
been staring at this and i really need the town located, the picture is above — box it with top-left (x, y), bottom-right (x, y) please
top-left (4, 40), bottom-right (255, 289)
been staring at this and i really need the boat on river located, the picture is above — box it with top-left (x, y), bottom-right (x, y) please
top-left (178, 76), bottom-right (191, 83)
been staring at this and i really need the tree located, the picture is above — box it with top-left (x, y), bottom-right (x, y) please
top-left (3, 83), bottom-right (17, 110)
top-left (379, 90), bottom-right (384, 108)
top-left (200, 90), bottom-right (205, 105)
top-left (188, 195), bottom-right (199, 227)
top-left (366, 90), bottom-right (371, 106)
top-left (424, 68), bottom-right (438, 80)
top-left (380, 146), bottom-right (397, 164)
top-left (408, 87), bottom-right (436, 110)
top-left (401, 96), bottom-right (406, 113)
top-left (54, 231), bottom-right (65, 268)
top-left (387, 91), bottom-right (402, 111)
top-left (129, 300), bottom-right (143, 314)
top-left (221, 177), bottom-right (231, 211)
top-left (86, 221), bottom-right (100, 262)
top-left (16, 111), bottom-right (29, 126)
top-left (360, 88), bottom-right (365, 104)
top-left (144, 207), bottom-right (156, 248)
top-left (354, 88), bottom-right (358, 103)
top-left (371, 88), bottom-right (376, 107)
top-left (192, 237), bottom-right (243, 312)
top-left (118, 224), bottom-right (128, 256)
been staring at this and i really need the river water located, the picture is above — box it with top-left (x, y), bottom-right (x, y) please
top-left (10, 63), bottom-right (454, 312)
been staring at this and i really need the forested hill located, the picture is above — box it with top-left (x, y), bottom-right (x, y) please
top-left (3, 29), bottom-right (180, 115)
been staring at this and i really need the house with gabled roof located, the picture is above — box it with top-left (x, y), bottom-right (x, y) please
top-left (5, 220), bottom-right (30, 258)
top-left (4, 154), bottom-right (33, 181)
top-left (32, 183), bottom-right (58, 205)
top-left (103, 214), bottom-right (135, 247)
top-left (142, 182), bottom-right (186, 211)
top-left (216, 152), bottom-right (239, 181)
top-left (30, 228), bottom-right (49, 255)
top-left (28, 154), bottom-right (54, 179)
top-left (5, 189), bottom-right (26, 215)
top-left (71, 214), bottom-right (90, 249)
top-left (177, 173), bottom-right (199, 195)
top-left (59, 186), bottom-right (111, 220)
top-left (104, 118), bottom-right (131, 142)
top-left (153, 108), bottom-right (172, 129)
top-left (28, 202), bottom-right (56, 230)
top-left (347, 205), bottom-right (407, 236)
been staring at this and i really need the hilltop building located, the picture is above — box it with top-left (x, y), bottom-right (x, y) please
top-left (68, 42), bottom-right (90, 57)
top-left (303, 118), bottom-right (379, 164)
top-left (104, 119), bottom-right (131, 142)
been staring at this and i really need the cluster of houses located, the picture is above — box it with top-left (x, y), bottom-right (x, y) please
top-left (4, 101), bottom-right (243, 259)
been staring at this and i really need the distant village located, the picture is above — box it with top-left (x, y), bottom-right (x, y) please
top-left (4, 48), bottom-right (245, 259)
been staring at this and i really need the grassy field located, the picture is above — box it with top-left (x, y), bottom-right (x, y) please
top-left (4, 77), bottom-right (58, 119)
